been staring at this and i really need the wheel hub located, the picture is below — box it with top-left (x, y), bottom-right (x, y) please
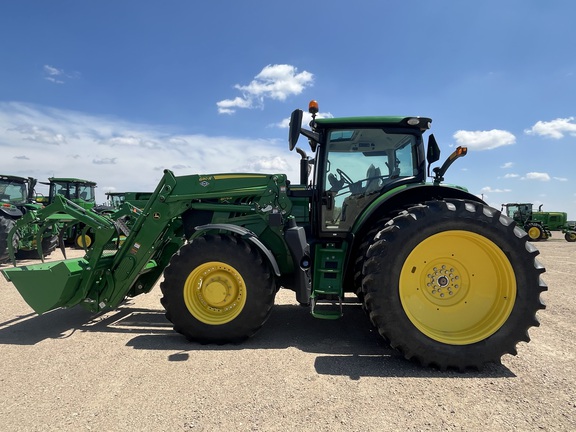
top-left (184, 261), bottom-right (247, 324)
top-left (422, 260), bottom-right (468, 306)
top-left (201, 275), bottom-right (234, 308)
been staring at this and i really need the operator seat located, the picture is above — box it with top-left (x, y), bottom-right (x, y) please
top-left (365, 164), bottom-right (382, 194)
top-left (339, 164), bottom-right (382, 229)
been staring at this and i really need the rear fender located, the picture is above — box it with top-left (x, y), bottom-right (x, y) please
top-left (352, 183), bottom-right (485, 235)
top-left (191, 223), bottom-right (281, 276)
top-left (0, 205), bottom-right (23, 218)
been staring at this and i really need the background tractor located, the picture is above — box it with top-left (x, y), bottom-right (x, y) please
top-left (1, 101), bottom-right (547, 370)
top-left (39, 177), bottom-right (98, 248)
top-left (95, 191), bottom-right (152, 214)
top-left (0, 174), bottom-right (58, 263)
top-left (502, 202), bottom-right (576, 242)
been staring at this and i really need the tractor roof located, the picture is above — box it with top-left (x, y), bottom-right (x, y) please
top-left (0, 174), bottom-right (29, 183)
top-left (314, 116), bottom-right (432, 131)
top-left (41, 177), bottom-right (97, 186)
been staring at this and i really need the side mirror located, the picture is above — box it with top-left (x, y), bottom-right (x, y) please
top-left (288, 109), bottom-right (303, 151)
top-left (426, 134), bottom-right (440, 165)
top-left (426, 134), bottom-right (441, 178)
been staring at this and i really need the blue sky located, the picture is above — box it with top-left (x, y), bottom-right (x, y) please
top-left (1, 1), bottom-right (575, 218)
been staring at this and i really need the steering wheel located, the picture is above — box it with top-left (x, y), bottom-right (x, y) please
top-left (336, 168), bottom-right (354, 185)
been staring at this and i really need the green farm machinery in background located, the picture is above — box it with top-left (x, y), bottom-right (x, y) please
top-left (38, 177), bottom-right (99, 249)
top-left (1, 101), bottom-right (547, 370)
top-left (96, 191), bottom-right (153, 214)
top-left (0, 175), bottom-right (58, 263)
top-left (502, 202), bottom-right (576, 242)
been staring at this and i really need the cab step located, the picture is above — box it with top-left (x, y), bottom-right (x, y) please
top-left (311, 294), bottom-right (343, 319)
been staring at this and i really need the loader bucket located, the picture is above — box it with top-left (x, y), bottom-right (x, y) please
top-left (1, 258), bottom-right (86, 314)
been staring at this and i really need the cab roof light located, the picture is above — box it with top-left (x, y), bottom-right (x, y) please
top-left (308, 100), bottom-right (319, 115)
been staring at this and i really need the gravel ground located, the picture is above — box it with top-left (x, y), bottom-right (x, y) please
top-left (0, 233), bottom-right (574, 431)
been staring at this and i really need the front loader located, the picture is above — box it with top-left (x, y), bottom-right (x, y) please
top-left (1, 101), bottom-right (547, 370)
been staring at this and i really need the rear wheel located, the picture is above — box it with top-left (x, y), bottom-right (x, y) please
top-left (15, 232), bottom-right (58, 260)
top-left (161, 234), bottom-right (277, 343)
top-left (74, 233), bottom-right (93, 249)
top-left (353, 216), bottom-right (392, 310)
top-left (525, 223), bottom-right (544, 241)
top-left (41, 235), bottom-right (59, 256)
top-left (363, 199), bottom-right (547, 370)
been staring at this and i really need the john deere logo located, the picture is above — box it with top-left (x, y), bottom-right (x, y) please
top-left (153, 212), bottom-right (160, 219)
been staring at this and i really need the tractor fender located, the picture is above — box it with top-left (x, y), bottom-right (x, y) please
top-left (191, 223), bottom-right (281, 276)
top-left (0, 206), bottom-right (23, 218)
top-left (353, 183), bottom-right (485, 235)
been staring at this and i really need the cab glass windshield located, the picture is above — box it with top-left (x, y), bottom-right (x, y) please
top-left (323, 128), bottom-right (418, 231)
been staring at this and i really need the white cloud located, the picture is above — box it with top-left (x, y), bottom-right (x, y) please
top-left (215, 97), bottom-right (253, 115)
top-left (0, 102), bottom-right (302, 202)
top-left (553, 177), bottom-right (568, 182)
top-left (481, 186), bottom-right (511, 193)
top-left (8, 124), bottom-right (67, 145)
top-left (217, 64), bottom-right (314, 114)
top-left (525, 117), bottom-right (576, 139)
top-left (240, 156), bottom-right (291, 173)
top-left (503, 173), bottom-right (519, 179)
top-left (453, 129), bottom-right (516, 150)
top-left (522, 172), bottom-right (551, 181)
top-left (500, 162), bottom-right (514, 169)
top-left (43, 64), bottom-right (80, 84)
top-left (93, 158), bottom-right (117, 165)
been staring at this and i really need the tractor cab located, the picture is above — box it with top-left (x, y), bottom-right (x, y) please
top-left (316, 122), bottom-right (425, 233)
top-left (288, 100), bottom-right (461, 238)
top-left (0, 175), bottom-right (39, 210)
top-left (501, 203), bottom-right (534, 225)
top-left (0, 175), bottom-right (29, 205)
top-left (41, 178), bottom-right (97, 210)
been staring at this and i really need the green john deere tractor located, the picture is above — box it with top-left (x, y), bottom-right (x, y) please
top-left (1, 101), bottom-right (547, 370)
top-left (502, 202), bottom-right (576, 242)
top-left (0, 175), bottom-right (58, 263)
top-left (95, 191), bottom-right (152, 213)
top-left (39, 177), bottom-right (98, 249)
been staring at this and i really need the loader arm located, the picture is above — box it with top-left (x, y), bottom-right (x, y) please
top-left (7, 194), bottom-right (117, 264)
top-left (2, 170), bottom-right (190, 314)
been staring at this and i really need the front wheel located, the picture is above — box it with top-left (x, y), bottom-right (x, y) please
top-left (0, 217), bottom-right (18, 264)
top-left (565, 231), bottom-right (576, 242)
top-left (160, 234), bottom-right (277, 343)
top-left (362, 199), bottom-right (547, 370)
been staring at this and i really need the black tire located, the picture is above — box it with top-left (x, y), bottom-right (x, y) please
top-left (353, 216), bottom-right (391, 301)
top-left (565, 231), bottom-right (576, 242)
top-left (41, 235), bottom-right (59, 256)
top-left (0, 217), bottom-right (18, 264)
top-left (160, 234), bottom-right (277, 343)
top-left (362, 199), bottom-right (547, 370)
top-left (525, 222), bottom-right (544, 241)
top-left (15, 233), bottom-right (59, 260)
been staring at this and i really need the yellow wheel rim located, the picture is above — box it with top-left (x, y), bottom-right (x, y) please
top-left (183, 261), bottom-right (247, 325)
top-left (527, 226), bottom-right (541, 240)
top-left (400, 230), bottom-right (516, 345)
top-left (76, 234), bottom-right (92, 248)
